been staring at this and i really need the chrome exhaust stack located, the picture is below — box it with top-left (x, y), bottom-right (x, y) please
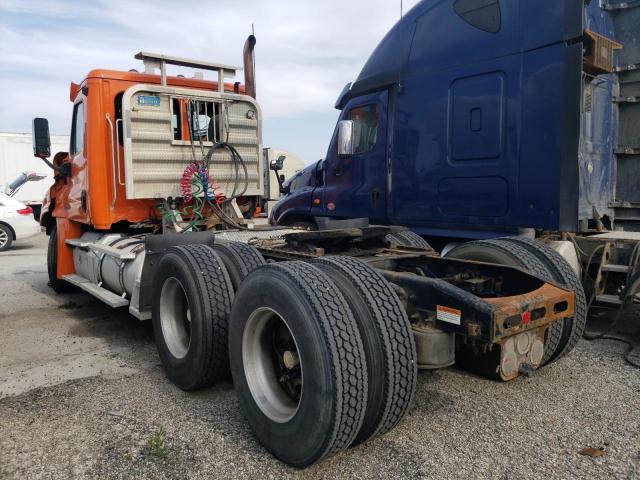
top-left (243, 35), bottom-right (257, 98)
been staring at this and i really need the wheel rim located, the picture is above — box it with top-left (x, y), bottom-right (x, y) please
top-left (159, 277), bottom-right (192, 359)
top-left (242, 307), bottom-right (303, 423)
top-left (0, 229), bottom-right (8, 249)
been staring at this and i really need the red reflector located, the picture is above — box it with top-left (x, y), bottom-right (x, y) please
top-left (522, 311), bottom-right (531, 324)
top-left (17, 207), bottom-right (33, 215)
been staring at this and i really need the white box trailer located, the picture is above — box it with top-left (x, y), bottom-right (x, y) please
top-left (0, 132), bottom-right (69, 218)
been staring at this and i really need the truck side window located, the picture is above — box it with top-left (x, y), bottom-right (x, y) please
top-left (115, 92), bottom-right (124, 145)
top-left (70, 102), bottom-right (85, 155)
top-left (348, 104), bottom-right (378, 155)
top-left (454, 0), bottom-right (501, 34)
top-left (172, 99), bottom-right (182, 140)
top-left (289, 169), bottom-right (313, 193)
top-left (289, 175), bottom-right (303, 192)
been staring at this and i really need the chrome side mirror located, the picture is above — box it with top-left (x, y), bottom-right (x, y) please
top-left (270, 154), bottom-right (286, 171)
top-left (337, 120), bottom-right (354, 156)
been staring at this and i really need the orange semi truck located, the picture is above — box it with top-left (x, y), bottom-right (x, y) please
top-left (31, 36), bottom-right (581, 467)
top-left (37, 42), bottom-right (262, 290)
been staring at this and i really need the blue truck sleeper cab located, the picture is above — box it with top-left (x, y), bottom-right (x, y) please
top-left (271, 0), bottom-right (638, 239)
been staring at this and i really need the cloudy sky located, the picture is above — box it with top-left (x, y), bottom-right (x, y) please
top-left (0, 0), bottom-right (421, 163)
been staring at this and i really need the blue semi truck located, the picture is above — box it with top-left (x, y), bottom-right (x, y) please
top-left (270, 0), bottom-right (640, 317)
top-left (271, 0), bottom-right (638, 236)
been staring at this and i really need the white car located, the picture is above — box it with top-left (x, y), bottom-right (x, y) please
top-left (0, 193), bottom-right (41, 251)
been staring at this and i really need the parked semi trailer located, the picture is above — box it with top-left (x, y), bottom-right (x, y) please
top-left (31, 13), bottom-right (583, 468)
top-left (270, 0), bottom-right (640, 325)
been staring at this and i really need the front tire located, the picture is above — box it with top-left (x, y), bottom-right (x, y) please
top-left (229, 261), bottom-right (367, 467)
top-left (47, 225), bottom-right (73, 293)
top-left (152, 244), bottom-right (234, 390)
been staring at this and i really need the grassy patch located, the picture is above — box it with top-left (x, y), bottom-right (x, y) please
top-left (147, 426), bottom-right (169, 459)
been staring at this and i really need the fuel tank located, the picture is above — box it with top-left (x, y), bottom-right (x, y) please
top-left (72, 232), bottom-right (146, 298)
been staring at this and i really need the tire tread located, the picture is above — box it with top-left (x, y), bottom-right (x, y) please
top-left (446, 240), bottom-right (564, 364)
top-left (166, 244), bottom-right (234, 388)
top-left (313, 256), bottom-right (417, 442)
top-left (218, 241), bottom-right (266, 274)
top-left (212, 241), bottom-right (266, 289)
top-left (47, 226), bottom-right (73, 293)
top-left (498, 237), bottom-right (587, 361)
top-left (273, 261), bottom-right (368, 460)
top-left (396, 231), bottom-right (433, 250)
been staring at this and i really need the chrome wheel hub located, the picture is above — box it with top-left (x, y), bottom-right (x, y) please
top-left (242, 307), bottom-right (303, 423)
top-left (159, 277), bottom-right (191, 359)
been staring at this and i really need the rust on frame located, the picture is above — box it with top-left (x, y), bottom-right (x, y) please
top-left (485, 283), bottom-right (575, 340)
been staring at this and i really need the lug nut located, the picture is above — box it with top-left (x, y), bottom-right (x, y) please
top-left (283, 350), bottom-right (299, 370)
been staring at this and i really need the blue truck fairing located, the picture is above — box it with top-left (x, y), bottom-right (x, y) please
top-left (579, 2), bottom-right (618, 225)
top-left (271, 0), bottom-right (639, 237)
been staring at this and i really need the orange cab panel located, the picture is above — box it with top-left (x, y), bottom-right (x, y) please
top-left (50, 69), bottom-right (246, 231)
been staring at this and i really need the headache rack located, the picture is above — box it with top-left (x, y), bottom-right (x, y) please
top-left (134, 51), bottom-right (242, 91)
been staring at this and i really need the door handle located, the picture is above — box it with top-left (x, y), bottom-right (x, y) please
top-left (371, 188), bottom-right (381, 208)
top-left (332, 158), bottom-right (344, 176)
top-left (332, 156), bottom-right (353, 177)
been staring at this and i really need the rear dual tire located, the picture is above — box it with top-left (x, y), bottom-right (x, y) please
top-left (229, 258), bottom-right (417, 466)
top-left (211, 241), bottom-right (266, 290)
top-left (152, 244), bottom-right (234, 390)
top-left (153, 244), bottom-right (417, 466)
top-left (313, 256), bottom-right (417, 445)
top-left (152, 242), bottom-right (265, 391)
top-left (386, 230), bottom-right (432, 250)
top-left (497, 237), bottom-right (587, 362)
top-left (445, 238), bottom-right (586, 364)
top-left (229, 261), bottom-right (368, 467)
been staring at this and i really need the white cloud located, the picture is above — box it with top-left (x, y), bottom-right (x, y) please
top-left (0, 0), bottom-right (421, 157)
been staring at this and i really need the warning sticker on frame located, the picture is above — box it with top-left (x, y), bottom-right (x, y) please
top-left (436, 305), bottom-right (461, 325)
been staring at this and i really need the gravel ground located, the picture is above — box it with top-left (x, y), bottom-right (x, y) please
top-left (1, 233), bottom-right (639, 479)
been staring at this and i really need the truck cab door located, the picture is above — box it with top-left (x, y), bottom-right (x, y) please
top-left (317, 91), bottom-right (388, 222)
top-left (67, 97), bottom-right (90, 222)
